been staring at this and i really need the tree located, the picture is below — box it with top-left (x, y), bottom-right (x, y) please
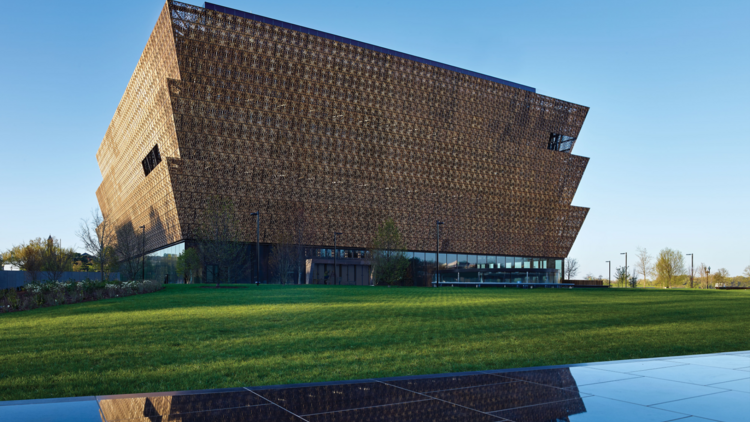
top-left (5, 239), bottom-right (46, 282)
top-left (370, 218), bottom-right (408, 286)
top-left (654, 248), bottom-right (685, 288)
top-left (714, 268), bottom-right (730, 286)
top-left (41, 236), bottom-right (74, 281)
top-left (77, 209), bottom-right (116, 283)
top-left (629, 269), bottom-right (639, 288)
top-left (90, 247), bottom-right (118, 280)
top-left (291, 207), bottom-right (309, 285)
top-left (114, 222), bottom-right (144, 281)
top-left (196, 197), bottom-right (246, 287)
top-left (176, 247), bottom-right (201, 283)
top-left (269, 230), bottom-right (296, 284)
top-left (697, 263), bottom-right (711, 289)
top-left (614, 266), bottom-right (629, 288)
top-left (564, 258), bottom-right (579, 280)
top-left (743, 265), bottom-right (750, 278)
top-left (635, 247), bottom-right (653, 287)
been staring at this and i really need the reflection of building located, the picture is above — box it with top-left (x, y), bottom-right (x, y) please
top-left (96, 1), bottom-right (590, 285)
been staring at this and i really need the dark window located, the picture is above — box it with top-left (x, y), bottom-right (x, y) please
top-left (548, 133), bottom-right (576, 153)
top-left (141, 144), bottom-right (162, 177)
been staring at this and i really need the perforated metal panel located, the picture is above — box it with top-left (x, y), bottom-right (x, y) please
top-left (97, 1), bottom-right (590, 259)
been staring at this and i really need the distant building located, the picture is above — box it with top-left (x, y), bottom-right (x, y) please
top-left (96, 1), bottom-right (591, 285)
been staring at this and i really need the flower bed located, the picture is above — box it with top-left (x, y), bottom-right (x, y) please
top-left (0, 279), bottom-right (164, 313)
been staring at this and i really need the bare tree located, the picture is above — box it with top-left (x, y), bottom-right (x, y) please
top-left (291, 207), bottom-right (309, 285)
top-left (744, 265), bottom-right (750, 278)
top-left (269, 230), bottom-right (296, 284)
top-left (42, 236), bottom-right (74, 281)
top-left (115, 222), bottom-right (144, 281)
top-left (196, 197), bottom-right (246, 287)
top-left (564, 258), bottom-right (579, 281)
top-left (654, 248), bottom-right (685, 288)
top-left (634, 247), bottom-right (653, 287)
top-left (77, 209), bottom-right (116, 283)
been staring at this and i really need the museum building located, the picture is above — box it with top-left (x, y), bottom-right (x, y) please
top-left (95, 1), bottom-right (591, 285)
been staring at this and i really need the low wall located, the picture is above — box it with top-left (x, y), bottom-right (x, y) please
top-left (0, 271), bottom-right (121, 290)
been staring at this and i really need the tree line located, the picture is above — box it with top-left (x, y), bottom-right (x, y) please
top-left (569, 247), bottom-right (750, 288)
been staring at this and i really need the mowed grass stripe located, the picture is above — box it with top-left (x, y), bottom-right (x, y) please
top-left (0, 285), bottom-right (747, 400)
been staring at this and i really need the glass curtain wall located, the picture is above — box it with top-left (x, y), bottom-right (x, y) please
top-left (144, 242), bottom-right (185, 283)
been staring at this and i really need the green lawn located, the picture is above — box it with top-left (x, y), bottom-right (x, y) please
top-left (1, 285), bottom-right (748, 401)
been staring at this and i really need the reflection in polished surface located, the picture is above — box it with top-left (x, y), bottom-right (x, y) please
top-left (254, 382), bottom-right (422, 415)
top-left (425, 379), bottom-right (581, 413)
top-left (99, 390), bottom-right (266, 421)
top-left (385, 373), bottom-right (513, 393)
top-left (1, 351), bottom-right (747, 421)
top-left (304, 399), bottom-right (502, 422)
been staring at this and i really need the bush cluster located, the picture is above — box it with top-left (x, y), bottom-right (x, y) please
top-left (0, 279), bottom-right (163, 313)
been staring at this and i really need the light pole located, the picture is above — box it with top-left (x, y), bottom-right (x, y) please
top-left (333, 232), bottom-right (342, 285)
top-left (250, 211), bottom-right (260, 285)
top-left (707, 266), bottom-right (711, 289)
top-left (140, 225), bottom-right (146, 282)
top-left (436, 221), bottom-right (443, 287)
top-left (686, 253), bottom-right (694, 288)
top-left (606, 261), bottom-right (611, 287)
top-left (620, 252), bottom-right (627, 286)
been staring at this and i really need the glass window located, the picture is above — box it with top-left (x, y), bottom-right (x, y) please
top-left (516, 257), bottom-right (524, 269)
top-left (486, 255), bottom-right (496, 268)
top-left (496, 256), bottom-right (505, 269)
top-left (468, 255), bottom-right (477, 268)
top-left (457, 255), bottom-right (468, 269)
top-left (524, 257), bottom-right (532, 269)
top-left (477, 255), bottom-right (487, 268)
top-left (446, 254), bottom-right (457, 268)
top-left (413, 252), bottom-right (424, 262)
top-left (424, 252), bottom-right (436, 265)
top-left (405, 252), bottom-right (414, 259)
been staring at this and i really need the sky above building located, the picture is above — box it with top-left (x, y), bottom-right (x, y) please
top-left (1, 0), bottom-right (748, 277)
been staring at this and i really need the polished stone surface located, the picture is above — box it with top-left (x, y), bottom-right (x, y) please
top-left (492, 396), bottom-right (685, 422)
top-left (577, 376), bottom-right (725, 406)
top-left (1, 351), bottom-right (747, 421)
top-left (653, 390), bottom-right (750, 422)
top-left (634, 363), bottom-right (750, 386)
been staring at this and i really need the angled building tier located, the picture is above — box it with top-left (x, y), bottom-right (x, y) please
top-left (96, 0), bottom-right (590, 285)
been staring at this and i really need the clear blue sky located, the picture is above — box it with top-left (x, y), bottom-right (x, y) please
top-left (1, 0), bottom-right (748, 276)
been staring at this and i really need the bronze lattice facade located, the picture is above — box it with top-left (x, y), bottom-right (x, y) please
top-left (96, 1), bottom-right (590, 268)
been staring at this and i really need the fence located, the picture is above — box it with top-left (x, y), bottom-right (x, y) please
top-left (0, 271), bottom-right (121, 290)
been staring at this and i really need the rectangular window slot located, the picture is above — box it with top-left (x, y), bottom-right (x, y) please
top-left (548, 133), bottom-right (576, 153)
top-left (142, 144), bottom-right (162, 177)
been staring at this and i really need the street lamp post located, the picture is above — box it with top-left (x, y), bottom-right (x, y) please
top-left (620, 252), bottom-right (627, 286)
top-left (436, 221), bottom-right (443, 287)
top-left (606, 261), bottom-right (611, 287)
top-left (140, 225), bottom-right (146, 282)
top-left (707, 266), bottom-right (711, 289)
top-left (686, 253), bottom-right (694, 288)
top-left (250, 211), bottom-right (260, 285)
top-left (333, 232), bottom-right (342, 285)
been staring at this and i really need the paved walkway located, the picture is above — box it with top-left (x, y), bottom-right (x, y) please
top-left (2, 351), bottom-right (748, 421)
